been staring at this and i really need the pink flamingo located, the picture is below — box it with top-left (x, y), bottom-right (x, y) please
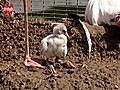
top-left (85, 0), bottom-right (120, 27)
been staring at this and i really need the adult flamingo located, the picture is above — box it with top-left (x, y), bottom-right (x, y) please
top-left (23, 0), bottom-right (46, 69)
top-left (85, 0), bottom-right (120, 26)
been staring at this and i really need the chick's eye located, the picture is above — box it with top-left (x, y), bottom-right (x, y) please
top-left (62, 30), bottom-right (66, 33)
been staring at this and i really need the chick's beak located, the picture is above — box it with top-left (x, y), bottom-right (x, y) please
top-left (64, 31), bottom-right (70, 39)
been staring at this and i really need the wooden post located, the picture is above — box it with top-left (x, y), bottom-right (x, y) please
top-left (23, 0), bottom-right (29, 57)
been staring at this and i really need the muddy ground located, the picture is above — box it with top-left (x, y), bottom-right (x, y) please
top-left (0, 14), bottom-right (120, 90)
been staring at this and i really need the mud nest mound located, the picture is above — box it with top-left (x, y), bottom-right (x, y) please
top-left (0, 13), bottom-right (120, 90)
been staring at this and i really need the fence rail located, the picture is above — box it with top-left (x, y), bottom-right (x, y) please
top-left (10, 0), bottom-right (88, 21)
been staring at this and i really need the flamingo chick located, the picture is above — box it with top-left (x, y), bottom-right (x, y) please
top-left (24, 23), bottom-right (75, 76)
top-left (41, 23), bottom-right (75, 75)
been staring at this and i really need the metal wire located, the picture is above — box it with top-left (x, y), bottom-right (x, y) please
top-left (65, 0), bottom-right (68, 18)
top-left (42, 0), bottom-right (44, 18)
top-left (77, 0), bottom-right (79, 15)
top-left (54, 0), bottom-right (55, 21)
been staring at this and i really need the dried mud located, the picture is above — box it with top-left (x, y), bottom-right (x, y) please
top-left (0, 14), bottom-right (120, 90)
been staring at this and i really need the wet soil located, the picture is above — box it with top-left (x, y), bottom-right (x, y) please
top-left (0, 14), bottom-right (120, 90)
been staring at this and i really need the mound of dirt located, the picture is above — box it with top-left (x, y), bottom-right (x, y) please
top-left (0, 14), bottom-right (120, 90)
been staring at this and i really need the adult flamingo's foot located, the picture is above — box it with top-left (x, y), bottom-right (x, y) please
top-left (24, 56), bottom-right (57, 76)
top-left (24, 56), bottom-right (45, 69)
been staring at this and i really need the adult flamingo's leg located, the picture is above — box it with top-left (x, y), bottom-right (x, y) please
top-left (27, 0), bottom-right (32, 10)
top-left (19, 0), bottom-right (31, 10)
top-left (23, 0), bottom-right (45, 68)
